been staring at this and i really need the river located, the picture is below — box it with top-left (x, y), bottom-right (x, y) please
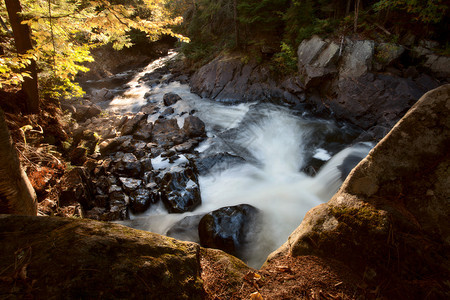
top-left (90, 52), bottom-right (372, 268)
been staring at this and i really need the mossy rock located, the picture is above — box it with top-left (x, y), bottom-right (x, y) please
top-left (0, 215), bottom-right (205, 299)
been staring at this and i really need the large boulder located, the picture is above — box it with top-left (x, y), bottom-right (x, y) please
top-left (297, 35), bottom-right (339, 86)
top-left (412, 46), bottom-right (450, 79)
top-left (198, 204), bottom-right (260, 256)
top-left (182, 116), bottom-right (206, 138)
top-left (163, 92), bottom-right (182, 106)
top-left (158, 162), bottom-right (202, 213)
top-left (339, 39), bottom-right (374, 79)
top-left (0, 215), bottom-right (205, 299)
top-left (268, 84), bottom-right (450, 299)
top-left (152, 118), bottom-right (187, 148)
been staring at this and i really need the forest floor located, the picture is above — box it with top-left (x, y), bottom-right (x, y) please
top-left (200, 250), bottom-right (374, 299)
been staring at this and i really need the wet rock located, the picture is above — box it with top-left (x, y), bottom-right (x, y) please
top-left (140, 157), bottom-right (153, 172)
top-left (159, 164), bottom-right (201, 213)
top-left (196, 153), bottom-right (246, 175)
top-left (113, 153), bottom-right (142, 177)
top-left (198, 204), bottom-right (260, 256)
top-left (133, 122), bottom-right (153, 141)
top-left (171, 140), bottom-right (199, 153)
top-left (152, 118), bottom-right (187, 148)
top-left (120, 114), bottom-right (147, 136)
top-left (107, 191), bottom-right (129, 220)
top-left (129, 188), bottom-right (154, 213)
top-left (183, 116), bottom-right (206, 138)
top-left (161, 107), bottom-right (175, 116)
top-left (167, 214), bottom-right (205, 243)
top-left (108, 185), bottom-right (122, 193)
top-left (140, 103), bottom-right (158, 114)
top-left (119, 177), bottom-right (142, 193)
top-left (280, 76), bottom-right (305, 96)
top-left (163, 92), bottom-right (181, 106)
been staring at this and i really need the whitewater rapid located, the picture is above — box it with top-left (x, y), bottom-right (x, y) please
top-left (102, 53), bottom-right (372, 267)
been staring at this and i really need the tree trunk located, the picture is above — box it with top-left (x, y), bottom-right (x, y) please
top-left (233, 0), bottom-right (240, 49)
top-left (345, 0), bottom-right (352, 16)
top-left (5, 0), bottom-right (40, 114)
top-left (0, 108), bottom-right (37, 215)
top-left (354, 0), bottom-right (360, 33)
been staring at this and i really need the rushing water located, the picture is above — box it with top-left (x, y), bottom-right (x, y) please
top-left (97, 52), bottom-right (372, 268)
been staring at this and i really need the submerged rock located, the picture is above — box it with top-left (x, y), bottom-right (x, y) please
top-left (198, 204), bottom-right (260, 256)
top-left (163, 92), bottom-right (182, 106)
top-left (167, 214), bottom-right (205, 243)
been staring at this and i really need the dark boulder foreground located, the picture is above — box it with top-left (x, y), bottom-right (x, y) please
top-left (268, 84), bottom-right (450, 299)
top-left (0, 215), bottom-right (205, 299)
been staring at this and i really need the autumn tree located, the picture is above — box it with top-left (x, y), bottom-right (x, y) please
top-left (1, 0), bottom-right (186, 110)
top-left (4, 0), bottom-right (39, 114)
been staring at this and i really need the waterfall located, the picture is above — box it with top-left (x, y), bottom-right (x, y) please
top-left (100, 54), bottom-right (372, 267)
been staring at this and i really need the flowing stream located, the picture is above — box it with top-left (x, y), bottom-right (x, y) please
top-left (93, 52), bottom-right (372, 268)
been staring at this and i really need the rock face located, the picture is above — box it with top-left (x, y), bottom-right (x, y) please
top-left (332, 73), bottom-right (425, 130)
top-left (190, 36), bottom-right (446, 140)
top-left (0, 215), bottom-right (205, 299)
top-left (268, 84), bottom-right (450, 299)
top-left (190, 56), bottom-right (299, 104)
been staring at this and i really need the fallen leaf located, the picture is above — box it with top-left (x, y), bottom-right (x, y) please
top-left (276, 265), bottom-right (291, 273)
top-left (244, 271), bottom-right (261, 282)
top-left (249, 291), bottom-right (263, 300)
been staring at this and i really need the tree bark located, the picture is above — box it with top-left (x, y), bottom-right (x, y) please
top-left (5, 0), bottom-right (40, 114)
top-left (0, 108), bottom-right (37, 215)
top-left (354, 0), bottom-right (360, 33)
top-left (233, 0), bottom-right (240, 49)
